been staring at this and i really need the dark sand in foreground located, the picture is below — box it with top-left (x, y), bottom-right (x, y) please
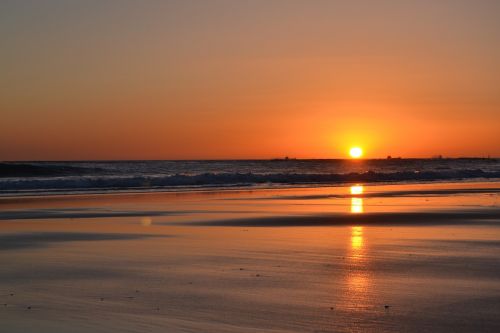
top-left (1, 182), bottom-right (499, 332)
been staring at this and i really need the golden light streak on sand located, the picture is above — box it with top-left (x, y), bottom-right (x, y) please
top-left (351, 198), bottom-right (364, 214)
top-left (350, 226), bottom-right (364, 250)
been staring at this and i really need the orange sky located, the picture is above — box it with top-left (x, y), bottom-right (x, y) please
top-left (1, 1), bottom-right (499, 160)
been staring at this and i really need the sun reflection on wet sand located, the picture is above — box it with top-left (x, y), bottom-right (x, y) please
top-left (351, 226), bottom-right (364, 251)
top-left (350, 185), bottom-right (364, 195)
top-left (351, 198), bottom-right (364, 214)
top-left (340, 186), bottom-right (373, 312)
top-left (350, 185), bottom-right (364, 214)
top-left (347, 272), bottom-right (369, 296)
top-left (140, 217), bottom-right (152, 226)
top-left (343, 225), bottom-right (372, 311)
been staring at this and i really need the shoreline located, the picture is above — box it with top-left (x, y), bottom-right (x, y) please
top-left (1, 177), bottom-right (500, 199)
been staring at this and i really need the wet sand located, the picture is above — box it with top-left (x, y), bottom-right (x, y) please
top-left (1, 181), bottom-right (499, 332)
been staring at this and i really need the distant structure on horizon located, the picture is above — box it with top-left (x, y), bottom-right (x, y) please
top-left (271, 156), bottom-right (296, 161)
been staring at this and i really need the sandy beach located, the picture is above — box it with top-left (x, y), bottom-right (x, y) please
top-left (3, 0), bottom-right (500, 331)
top-left (0, 181), bottom-right (499, 332)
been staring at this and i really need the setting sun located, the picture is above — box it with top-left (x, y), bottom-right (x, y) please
top-left (349, 147), bottom-right (363, 159)
top-left (1, 2), bottom-right (500, 332)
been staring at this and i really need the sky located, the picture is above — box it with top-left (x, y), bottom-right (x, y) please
top-left (1, 0), bottom-right (499, 160)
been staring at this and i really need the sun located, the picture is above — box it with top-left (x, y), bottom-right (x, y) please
top-left (349, 147), bottom-right (363, 159)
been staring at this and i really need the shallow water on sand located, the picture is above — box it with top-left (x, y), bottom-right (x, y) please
top-left (0, 182), bottom-right (499, 332)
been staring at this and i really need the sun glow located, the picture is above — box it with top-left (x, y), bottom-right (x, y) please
top-left (349, 147), bottom-right (363, 159)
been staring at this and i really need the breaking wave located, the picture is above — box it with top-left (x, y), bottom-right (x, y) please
top-left (1, 169), bottom-right (499, 195)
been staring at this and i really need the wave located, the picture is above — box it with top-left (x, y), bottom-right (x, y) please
top-left (1, 169), bottom-right (499, 194)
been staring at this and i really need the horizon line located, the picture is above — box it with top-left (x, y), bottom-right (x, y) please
top-left (1, 156), bottom-right (498, 163)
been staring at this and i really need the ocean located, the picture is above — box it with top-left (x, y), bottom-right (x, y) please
top-left (0, 158), bottom-right (499, 196)
top-left (1, 158), bottom-right (499, 196)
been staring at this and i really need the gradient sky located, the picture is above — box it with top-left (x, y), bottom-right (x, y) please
top-left (1, 0), bottom-right (499, 160)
